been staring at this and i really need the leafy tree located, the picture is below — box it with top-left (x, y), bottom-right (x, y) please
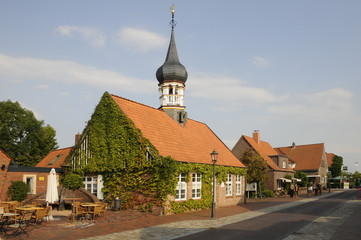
top-left (62, 172), bottom-right (83, 203)
top-left (329, 155), bottom-right (343, 178)
top-left (353, 171), bottom-right (361, 181)
top-left (241, 149), bottom-right (269, 191)
top-left (0, 100), bottom-right (58, 166)
top-left (7, 181), bottom-right (29, 201)
top-left (294, 171), bottom-right (308, 187)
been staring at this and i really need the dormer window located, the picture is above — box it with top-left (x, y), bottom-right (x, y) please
top-left (282, 160), bottom-right (287, 168)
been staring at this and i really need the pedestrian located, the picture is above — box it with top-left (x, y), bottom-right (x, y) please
top-left (295, 184), bottom-right (299, 197)
top-left (290, 183), bottom-right (294, 198)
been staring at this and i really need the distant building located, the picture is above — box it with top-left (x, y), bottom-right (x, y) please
top-left (276, 143), bottom-right (328, 186)
top-left (232, 130), bottom-right (295, 190)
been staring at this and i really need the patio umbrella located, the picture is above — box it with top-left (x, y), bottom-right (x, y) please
top-left (46, 168), bottom-right (59, 220)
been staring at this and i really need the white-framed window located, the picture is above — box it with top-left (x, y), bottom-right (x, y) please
top-left (176, 173), bottom-right (187, 201)
top-left (236, 174), bottom-right (242, 195)
top-left (192, 173), bottom-right (202, 199)
top-left (23, 174), bottom-right (37, 194)
top-left (83, 176), bottom-right (98, 196)
top-left (226, 174), bottom-right (232, 196)
top-left (282, 160), bottom-right (286, 168)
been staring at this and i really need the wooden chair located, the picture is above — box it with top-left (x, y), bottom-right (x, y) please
top-left (96, 202), bottom-right (107, 217)
top-left (44, 206), bottom-right (51, 222)
top-left (32, 208), bottom-right (46, 224)
top-left (5, 211), bottom-right (34, 237)
top-left (88, 205), bottom-right (102, 220)
top-left (0, 203), bottom-right (9, 213)
top-left (72, 203), bottom-right (88, 221)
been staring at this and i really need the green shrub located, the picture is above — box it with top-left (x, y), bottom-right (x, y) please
top-left (7, 181), bottom-right (29, 201)
top-left (263, 190), bottom-right (274, 198)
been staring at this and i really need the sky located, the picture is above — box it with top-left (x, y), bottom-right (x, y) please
top-left (1, 1), bottom-right (360, 173)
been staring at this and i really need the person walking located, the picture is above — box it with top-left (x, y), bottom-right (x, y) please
top-left (290, 183), bottom-right (295, 198)
top-left (295, 184), bottom-right (299, 197)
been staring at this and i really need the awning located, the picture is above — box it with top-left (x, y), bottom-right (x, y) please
top-left (307, 175), bottom-right (321, 178)
top-left (292, 178), bottom-right (301, 182)
top-left (278, 178), bottom-right (292, 182)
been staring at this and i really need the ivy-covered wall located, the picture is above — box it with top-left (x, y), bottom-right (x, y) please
top-left (67, 92), bottom-right (247, 214)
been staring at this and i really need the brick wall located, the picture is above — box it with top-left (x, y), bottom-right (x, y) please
top-left (0, 171), bottom-right (52, 201)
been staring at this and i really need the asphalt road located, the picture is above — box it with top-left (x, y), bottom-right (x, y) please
top-left (175, 191), bottom-right (357, 240)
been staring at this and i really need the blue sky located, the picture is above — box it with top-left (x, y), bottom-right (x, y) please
top-left (1, 1), bottom-right (360, 173)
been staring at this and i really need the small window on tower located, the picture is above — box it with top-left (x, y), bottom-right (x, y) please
top-left (169, 88), bottom-right (173, 94)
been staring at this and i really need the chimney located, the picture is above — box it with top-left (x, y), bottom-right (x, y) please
top-left (292, 142), bottom-right (296, 149)
top-left (253, 130), bottom-right (260, 145)
top-left (75, 133), bottom-right (81, 145)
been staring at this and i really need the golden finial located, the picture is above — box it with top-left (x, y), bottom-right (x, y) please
top-left (170, 4), bottom-right (175, 13)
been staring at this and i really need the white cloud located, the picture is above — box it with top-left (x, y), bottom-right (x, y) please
top-left (252, 56), bottom-right (269, 67)
top-left (188, 72), bottom-right (286, 105)
top-left (116, 27), bottom-right (167, 52)
top-left (0, 53), bottom-right (154, 93)
top-left (55, 25), bottom-right (106, 47)
top-left (59, 92), bottom-right (70, 96)
top-left (267, 88), bottom-right (355, 122)
top-left (35, 84), bottom-right (48, 90)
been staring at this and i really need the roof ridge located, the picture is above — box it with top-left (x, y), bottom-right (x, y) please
top-left (0, 149), bottom-right (12, 161)
top-left (109, 93), bottom-right (160, 111)
top-left (109, 93), bottom-right (204, 124)
top-left (277, 142), bottom-right (324, 148)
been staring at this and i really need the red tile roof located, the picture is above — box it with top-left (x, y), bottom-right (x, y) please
top-left (0, 149), bottom-right (12, 163)
top-left (326, 152), bottom-right (335, 168)
top-left (242, 135), bottom-right (294, 172)
top-left (276, 143), bottom-right (325, 171)
top-left (36, 147), bottom-right (72, 168)
top-left (110, 94), bottom-right (245, 168)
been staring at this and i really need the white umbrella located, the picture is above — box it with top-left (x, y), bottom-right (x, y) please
top-left (46, 168), bottom-right (59, 220)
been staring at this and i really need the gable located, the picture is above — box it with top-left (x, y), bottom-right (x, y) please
top-left (239, 135), bottom-right (293, 172)
top-left (276, 143), bottom-right (325, 171)
top-left (36, 147), bottom-right (72, 168)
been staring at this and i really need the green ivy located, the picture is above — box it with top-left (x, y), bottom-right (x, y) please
top-left (169, 162), bottom-right (247, 214)
top-left (66, 92), bottom-right (246, 214)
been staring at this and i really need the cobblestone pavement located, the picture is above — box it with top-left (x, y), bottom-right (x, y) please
top-left (82, 192), bottom-right (345, 240)
top-left (6, 190), bottom-right (357, 240)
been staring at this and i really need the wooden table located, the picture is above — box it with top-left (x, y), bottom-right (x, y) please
top-left (16, 207), bottom-right (44, 211)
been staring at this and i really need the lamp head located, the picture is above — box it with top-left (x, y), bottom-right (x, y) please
top-left (210, 149), bottom-right (218, 164)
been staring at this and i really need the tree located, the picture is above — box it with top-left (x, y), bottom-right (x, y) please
top-left (7, 181), bottom-right (29, 201)
top-left (62, 173), bottom-right (83, 202)
top-left (329, 155), bottom-right (343, 178)
top-left (241, 149), bottom-right (269, 191)
top-left (0, 100), bottom-right (58, 166)
top-left (353, 171), bottom-right (361, 181)
top-left (294, 171), bottom-right (308, 187)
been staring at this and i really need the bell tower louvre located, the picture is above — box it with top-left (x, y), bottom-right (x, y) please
top-left (156, 5), bottom-right (188, 125)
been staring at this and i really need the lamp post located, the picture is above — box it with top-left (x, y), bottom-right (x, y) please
top-left (327, 171), bottom-right (331, 193)
top-left (210, 149), bottom-right (218, 218)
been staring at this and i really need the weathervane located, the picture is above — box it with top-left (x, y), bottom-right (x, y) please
top-left (170, 4), bottom-right (176, 28)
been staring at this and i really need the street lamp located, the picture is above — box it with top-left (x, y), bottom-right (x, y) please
top-left (327, 171), bottom-right (331, 193)
top-left (210, 149), bottom-right (218, 218)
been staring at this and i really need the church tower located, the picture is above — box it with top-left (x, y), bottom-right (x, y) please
top-left (156, 6), bottom-right (188, 125)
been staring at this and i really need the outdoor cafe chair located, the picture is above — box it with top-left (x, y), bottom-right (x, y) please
top-left (73, 203), bottom-right (88, 221)
top-left (32, 208), bottom-right (47, 225)
top-left (4, 210), bottom-right (34, 237)
top-left (96, 202), bottom-right (107, 217)
top-left (44, 206), bottom-right (51, 222)
top-left (88, 205), bottom-right (102, 220)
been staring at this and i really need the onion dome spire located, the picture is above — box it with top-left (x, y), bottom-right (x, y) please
top-left (156, 5), bottom-right (188, 85)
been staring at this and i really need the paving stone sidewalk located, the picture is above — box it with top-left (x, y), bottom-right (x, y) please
top-left (83, 192), bottom-right (344, 240)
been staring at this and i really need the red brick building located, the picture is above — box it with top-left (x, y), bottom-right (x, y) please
top-left (232, 130), bottom-right (295, 190)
